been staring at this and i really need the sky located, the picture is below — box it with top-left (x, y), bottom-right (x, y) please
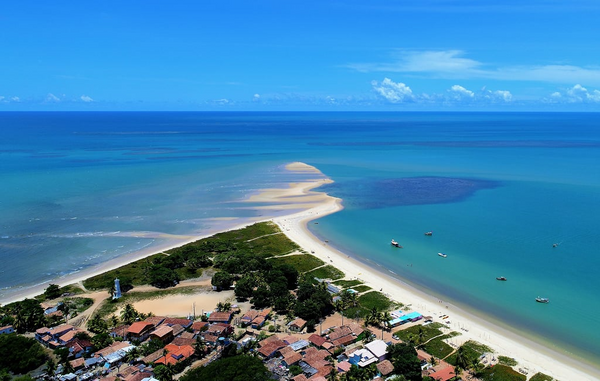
top-left (1, 1), bottom-right (600, 111)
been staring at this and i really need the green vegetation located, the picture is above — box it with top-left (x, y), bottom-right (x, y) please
top-left (84, 222), bottom-right (294, 291)
top-left (386, 342), bottom-right (423, 381)
top-left (1, 299), bottom-right (45, 333)
top-left (294, 280), bottom-right (334, 323)
top-left (180, 354), bottom-right (270, 381)
top-left (358, 291), bottom-right (395, 311)
top-left (0, 334), bottom-right (47, 374)
top-left (43, 284), bottom-right (61, 300)
top-left (478, 364), bottom-right (526, 381)
top-left (305, 264), bottom-right (345, 280)
top-left (393, 324), bottom-right (444, 344)
top-left (332, 279), bottom-right (363, 288)
top-left (498, 355), bottom-right (518, 367)
top-left (268, 254), bottom-right (324, 273)
top-left (529, 372), bottom-right (554, 381)
top-left (446, 340), bottom-right (491, 366)
top-left (351, 285), bottom-right (372, 293)
top-left (421, 334), bottom-right (454, 359)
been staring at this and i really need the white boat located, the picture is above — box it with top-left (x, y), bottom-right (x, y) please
top-left (391, 239), bottom-right (402, 248)
top-left (438, 252), bottom-right (447, 258)
top-left (536, 297), bottom-right (549, 303)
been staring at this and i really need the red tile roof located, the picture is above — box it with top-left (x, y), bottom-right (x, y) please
top-left (377, 360), bottom-right (394, 376)
top-left (208, 311), bottom-right (232, 323)
top-left (429, 365), bottom-right (456, 381)
top-left (163, 318), bottom-right (192, 327)
top-left (155, 344), bottom-right (195, 365)
top-left (308, 334), bottom-right (327, 347)
top-left (127, 321), bottom-right (153, 335)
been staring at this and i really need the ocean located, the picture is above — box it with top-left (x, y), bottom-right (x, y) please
top-left (1, 111), bottom-right (599, 366)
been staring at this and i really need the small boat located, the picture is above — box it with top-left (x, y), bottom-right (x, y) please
top-left (391, 239), bottom-right (402, 248)
top-left (438, 252), bottom-right (447, 258)
top-left (536, 297), bottom-right (549, 303)
top-left (424, 231), bottom-right (433, 236)
top-left (552, 243), bottom-right (559, 248)
top-left (496, 276), bottom-right (507, 281)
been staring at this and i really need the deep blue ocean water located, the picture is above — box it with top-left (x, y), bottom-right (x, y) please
top-left (1, 112), bottom-right (599, 366)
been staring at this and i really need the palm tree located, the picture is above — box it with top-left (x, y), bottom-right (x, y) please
top-left (365, 307), bottom-right (381, 328)
top-left (45, 358), bottom-right (57, 379)
top-left (153, 364), bottom-right (174, 381)
top-left (194, 336), bottom-right (207, 357)
top-left (429, 356), bottom-right (437, 367)
top-left (326, 367), bottom-right (338, 381)
top-left (124, 347), bottom-right (140, 364)
top-left (120, 304), bottom-right (138, 324)
top-left (416, 325), bottom-right (426, 347)
top-left (454, 345), bottom-right (470, 371)
top-left (57, 302), bottom-right (71, 323)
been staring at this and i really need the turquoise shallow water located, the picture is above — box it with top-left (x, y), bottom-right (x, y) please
top-left (1, 111), bottom-right (599, 366)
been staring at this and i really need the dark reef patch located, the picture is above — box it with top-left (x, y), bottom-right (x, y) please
top-left (320, 176), bottom-right (501, 209)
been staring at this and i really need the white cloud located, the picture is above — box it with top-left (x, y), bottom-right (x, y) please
top-left (45, 93), bottom-right (61, 103)
top-left (11, 96), bottom-right (20, 102)
top-left (371, 78), bottom-right (414, 103)
top-left (252, 93), bottom-right (261, 102)
top-left (350, 50), bottom-right (600, 85)
top-left (80, 95), bottom-right (93, 102)
top-left (449, 85), bottom-right (475, 100)
top-left (547, 84), bottom-right (600, 103)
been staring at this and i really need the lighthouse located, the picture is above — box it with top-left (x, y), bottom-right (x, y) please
top-left (113, 278), bottom-right (122, 299)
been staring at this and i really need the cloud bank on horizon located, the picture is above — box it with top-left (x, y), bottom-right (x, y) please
top-left (1, 1), bottom-right (599, 110)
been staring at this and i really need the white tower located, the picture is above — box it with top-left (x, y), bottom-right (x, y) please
top-left (113, 278), bottom-right (122, 299)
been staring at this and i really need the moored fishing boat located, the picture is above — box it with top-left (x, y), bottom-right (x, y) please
top-left (438, 252), bottom-right (447, 258)
top-left (536, 297), bottom-right (549, 303)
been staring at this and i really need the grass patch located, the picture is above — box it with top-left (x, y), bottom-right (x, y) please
top-left (244, 234), bottom-right (300, 258)
top-left (351, 285), bottom-right (372, 293)
top-left (498, 355), bottom-right (518, 367)
top-left (421, 335), bottom-right (455, 359)
top-left (446, 340), bottom-right (491, 366)
top-left (478, 364), bottom-right (526, 381)
top-left (332, 279), bottom-right (363, 288)
top-left (65, 297), bottom-right (94, 313)
top-left (529, 372), bottom-right (554, 381)
top-left (358, 291), bottom-right (394, 312)
top-left (393, 325), bottom-right (443, 343)
top-left (305, 265), bottom-right (345, 280)
top-left (83, 253), bottom-right (165, 290)
top-left (268, 254), bottom-right (324, 273)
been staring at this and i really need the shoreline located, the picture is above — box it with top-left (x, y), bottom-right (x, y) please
top-left (270, 168), bottom-right (600, 380)
top-left (3, 161), bottom-right (599, 379)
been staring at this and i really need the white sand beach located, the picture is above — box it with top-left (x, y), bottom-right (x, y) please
top-left (270, 163), bottom-right (600, 381)
top-left (4, 161), bottom-right (599, 380)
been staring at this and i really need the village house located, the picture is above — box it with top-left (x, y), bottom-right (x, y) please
top-left (143, 316), bottom-right (166, 328)
top-left (110, 325), bottom-right (130, 339)
top-left (150, 325), bottom-right (174, 344)
top-left (162, 317), bottom-right (192, 329)
top-left (376, 359), bottom-right (394, 377)
top-left (0, 325), bottom-right (14, 335)
top-left (288, 317), bottom-right (307, 332)
top-left (127, 321), bottom-right (154, 342)
top-left (207, 311), bottom-right (232, 324)
top-left (155, 344), bottom-right (195, 366)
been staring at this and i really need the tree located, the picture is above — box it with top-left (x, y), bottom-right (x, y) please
top-left (234, 275), bottom-right (255, 300)
top-left (211, 271), bottom-right (233, 291)
top-left (91, 332), bottom-right (113, 350)
top-left (154, 364), bottom-right (175, 381)
top-left (216, 301), bottom-right (231, 312)
top-left (44, 284), bottom-right (61, 300)
top-left (87, 314), bottom-right (108, 334)
top-left (148, 265), bottom-right (179, 288)
top-left (57, 302), bottom-right (70, 323)
top-left (9, 299), bottom-right (45, 333)
top-left (120, 304), bottom-right (139, 324)
top-left (180, 355), bottom-right (270, 381)
top-left (387, 343), bottom-right (422, 381)
top-left (0, 334), bottom-right (47, 374)
top-left (45, 358), bottom-right (57, 377)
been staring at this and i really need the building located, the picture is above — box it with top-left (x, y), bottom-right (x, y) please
top-left (0, 325), bottom-right (14, 335)
top-left (365, 340), bottom-right (388, 362)
top-left (207, 311), bottom-right (232, 324)
top-left (288, 318), bottom-right (307, 332)
top-left (155, 344), bottom-right (195, 366)
top-left (150, 325), bottom-right (174, 344)
top-left (127, 321), bottom-right (154, 341)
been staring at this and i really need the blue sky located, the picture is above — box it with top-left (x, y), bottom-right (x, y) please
top-left (2, 1), bottom-right (600, 111)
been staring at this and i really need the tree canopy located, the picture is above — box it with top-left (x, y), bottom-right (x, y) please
top-left (0, 334), bottom-right (47, 374)
top-left (180, 354), bottom-right (270, 381)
